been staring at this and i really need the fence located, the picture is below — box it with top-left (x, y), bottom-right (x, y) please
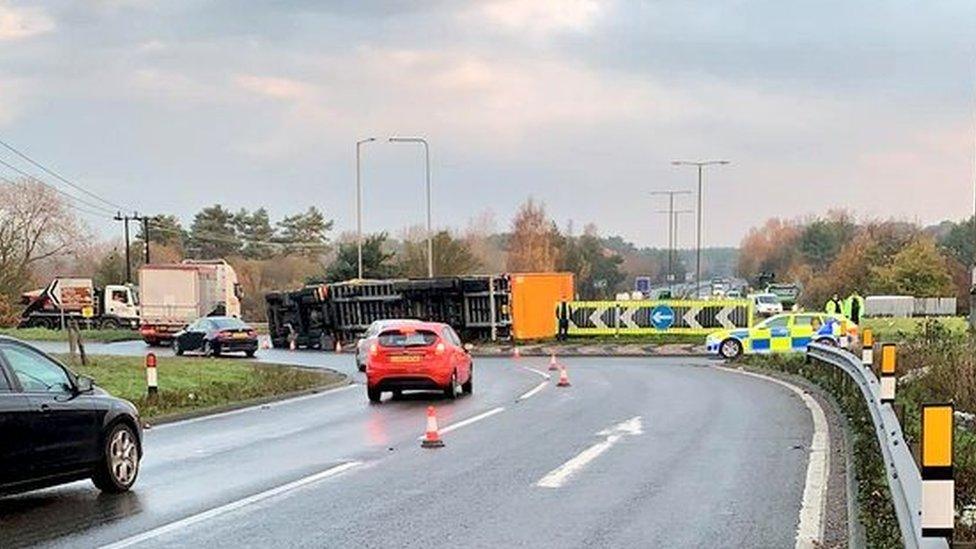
top-left (807, 342), bottom-right (951, 548)
top-left (565, 299), bottom-right (753, 336)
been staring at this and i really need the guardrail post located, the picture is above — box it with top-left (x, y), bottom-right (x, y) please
top-left (861, 328), bottom-right (874, 367)
top-left (920, 403), bottom-right (954, 541)
top-left (880, 343), bottom-right (897, 405)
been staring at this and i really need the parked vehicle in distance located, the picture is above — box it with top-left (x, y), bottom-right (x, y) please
top-left (0, 336), bottom-right (142, 496)
top-left (750, 292), bottom-right (784, 317)
top-left (365, 321), bottom-right (473, 403)
top-left (139, 259), bottom-right (242, 346)
top-left (18, 277), bottom-right (139, 330)
top-left (705, 312), bottom-right (858, 360)
top-left (355, 319), bottom-right (422, 372)
top-left (173, 316), bottom-right (258, 357)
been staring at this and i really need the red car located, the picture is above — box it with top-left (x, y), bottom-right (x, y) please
top-left (365, 321), bottom-right (473, 403)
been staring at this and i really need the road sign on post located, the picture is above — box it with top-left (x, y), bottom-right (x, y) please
top-left (649, 305), bottom-right (675, 330)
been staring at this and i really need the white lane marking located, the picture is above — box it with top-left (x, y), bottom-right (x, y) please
top-left (535, 416), bottom-right (643, 489)
top-left (517, 381), bottom-right (549, 401)
top-left (150, 384), bottom-right (356, 430)
top-left (100, 461), bottom-right (362, 549)
top-left (721, 368), bottom-right (829, 549)
top-left (416, 406), bottom-right (506, 440)
top-left (521, 366), bottom-right (552, 380)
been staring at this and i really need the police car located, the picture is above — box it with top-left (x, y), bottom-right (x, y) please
top-left (706, 312), bottom-right (857, 359)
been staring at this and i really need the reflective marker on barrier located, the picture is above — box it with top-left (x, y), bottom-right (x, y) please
top-left (879, 343), bottom-right (896, 404)
top-left (921, 403), bottom-right (954, 539)
top-left (861, 328), bottom-right (873, 367)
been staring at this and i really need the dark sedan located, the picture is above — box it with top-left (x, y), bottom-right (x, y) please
top-left (173, 316), bottom-right (258, 357)
top-left (0, 336), bottom-right (142, 496)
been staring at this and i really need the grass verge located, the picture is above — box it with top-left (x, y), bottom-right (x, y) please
top-left (861, 316), bottom-right (968, 342)
top-left (56, 354), bottom-right (346, 422)
top-left (741, 354), bottom-right (901, 547)
top-left (1, 327), bottom-right (144, 343)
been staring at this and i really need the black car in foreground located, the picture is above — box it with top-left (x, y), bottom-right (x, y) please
top-left (0, 336), bottom-right (142, 496)
top-left (173, 316), bottom-right (259, 357)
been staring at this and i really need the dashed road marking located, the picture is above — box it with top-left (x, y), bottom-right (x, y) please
top-left (517, 381), bottom-right (549, 401)
top-left (522, 366), bottom-right (552, 380)
top-left (416, 406), bottom-right (506, 440)
top-left (100, 461), bottom-right (362, 548)
top-left (535, 416), bottom-right (643, 489)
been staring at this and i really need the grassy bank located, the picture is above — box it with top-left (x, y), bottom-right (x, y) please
top-left (57, 354), bottom-right (346, 422)
top-left (1, 327), bottom-right (144, 343)
top-left (861, 316), bottom-right (967, 341)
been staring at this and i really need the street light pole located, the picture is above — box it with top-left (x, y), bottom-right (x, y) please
top-left (389, 136), bottom-right (433, 277)
top-left (355, 137), bottom-right (376, 280)
top-left (651, 190), bottom-right (691, 295)
top-left (672, 160), bottom-right (730, 298)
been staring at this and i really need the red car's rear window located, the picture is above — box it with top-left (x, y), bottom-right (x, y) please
top-left (378, 329), bottom-right (438, 348)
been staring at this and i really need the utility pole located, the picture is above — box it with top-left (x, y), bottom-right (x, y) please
top-left (114, 212), bottom-right (132, 283)
top-left (132, 213), bottom-right (151, 265)
top-left (355, 137), bottom-right (376, 279)
top-left (651, 190), bottom-right (691, 295)
top-left (671, 160), bottom-right (730, 298)
top-left (389, 136), bottom-right (433, 277)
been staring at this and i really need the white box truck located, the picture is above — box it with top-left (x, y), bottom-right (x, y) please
top-left (138, 259), bottom-right (241, 345)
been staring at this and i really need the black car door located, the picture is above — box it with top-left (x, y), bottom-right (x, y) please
top-left (0, 364), bottom-right (32, 486)
top-left (184, 319), bottom-right (208, 351)
top-left (0, 343), bottom-right (100, 475)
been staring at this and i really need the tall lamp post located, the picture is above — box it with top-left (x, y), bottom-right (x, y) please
top-left (355, 137), bottom-right (376, 280)
top-left (671, 160), bottom-right (730, 298)
top-left (651, 190), bottom-right (691, 294)
top-left (389, 136), bottom-right (433, 277)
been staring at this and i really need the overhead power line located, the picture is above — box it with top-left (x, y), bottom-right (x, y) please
top-left (0, 160), bottom-right (117, 217)
top-left (0, 137), bottom-right (130, 212)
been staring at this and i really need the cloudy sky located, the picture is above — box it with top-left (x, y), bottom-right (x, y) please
top-left (0, 0), bottom-right (974, 248)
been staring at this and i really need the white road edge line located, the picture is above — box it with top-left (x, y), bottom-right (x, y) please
top-left (517, 381), bottom-right (549, 401)
top-left (535, 416), bottom-right (643, 489)
top-left (151, 384), bottom-right (357, 430)
top-left (416, 406), bottom-right (505, 440)
top-left (99, 461), bottom-right (362, 549)
top-left (521, 366), bottom-right (552, 380)
top-left (721, 367), bottom-right (829, 549)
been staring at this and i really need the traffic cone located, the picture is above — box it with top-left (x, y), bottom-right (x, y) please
top-left (513, 346), bottom-right (520, 359)
top-left (335, 340), bottom-right (342, 353)
top-left (289, 338), bottom-right (296, 351)
top-left (556, 365), bottom-right (571, 387)
top-left (548, 352), bottom-right (559, 371)
top-left (261, 338), bottom-right (270, 350)
top-left (421, 406), bottom-right (445, 448)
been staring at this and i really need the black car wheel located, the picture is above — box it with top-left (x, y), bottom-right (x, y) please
top-left (367, 387), bottom-right (382, 403)
top-left (444, 371), bottom-right (460, 400)
top-left (173, 339), bottom-right (184, 356)
top-left (92, 422), bottom-right (139, 493)
top-left (245, 349), bottom-right (256, 358)
top-left (202, 340), bottom-right (213, 357)
top-left (462, 366), bottom-right (473, 394)
top-left (719, 338), bottom-right (743, 360)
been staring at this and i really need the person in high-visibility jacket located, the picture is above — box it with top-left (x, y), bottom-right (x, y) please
top-left (825, 294), bottom-right (842, 315)
top-left (843, 291), bottom-right (865, 324)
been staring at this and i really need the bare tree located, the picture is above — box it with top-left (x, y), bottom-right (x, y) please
top-left (0, 178), bottom-right (83, 298)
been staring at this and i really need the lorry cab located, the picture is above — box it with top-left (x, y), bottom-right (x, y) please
top-left (103, 285), bottom-right (139, 324)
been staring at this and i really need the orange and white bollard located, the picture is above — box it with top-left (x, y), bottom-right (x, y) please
top-left (548, 352), bottom-right (559, 371)
top-left (421, 406), bottom-right (445, 448)
top-left (146, 353), bottom-right (158, 398)
top-left (556, 365), bottom-right (571, 387)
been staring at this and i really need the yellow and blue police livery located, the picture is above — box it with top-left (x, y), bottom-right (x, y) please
top-left (705, 313), bottom-right (855, 360)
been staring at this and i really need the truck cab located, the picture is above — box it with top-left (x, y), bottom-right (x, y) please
top-left (102, 285), bottom-right (139, 328)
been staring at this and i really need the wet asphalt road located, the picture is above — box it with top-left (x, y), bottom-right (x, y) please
top-left (1, 342), bottom-right (815, 548)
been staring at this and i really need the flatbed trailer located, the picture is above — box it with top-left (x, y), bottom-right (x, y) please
top-left (265, 276), bottom-right (512, 349)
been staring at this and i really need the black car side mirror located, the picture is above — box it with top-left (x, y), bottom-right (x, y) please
top-left (75, 375), bottom-right (95, 394)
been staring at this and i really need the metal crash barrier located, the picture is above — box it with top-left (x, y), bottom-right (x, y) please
top-left (564, 299), bottom-right (753, 336)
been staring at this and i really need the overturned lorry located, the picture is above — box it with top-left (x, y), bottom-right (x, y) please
top-left (265, 276), bottom-right (513, 349)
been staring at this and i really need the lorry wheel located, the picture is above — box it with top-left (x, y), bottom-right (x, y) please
top-left (100, 318), bottom-right (119, 329)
